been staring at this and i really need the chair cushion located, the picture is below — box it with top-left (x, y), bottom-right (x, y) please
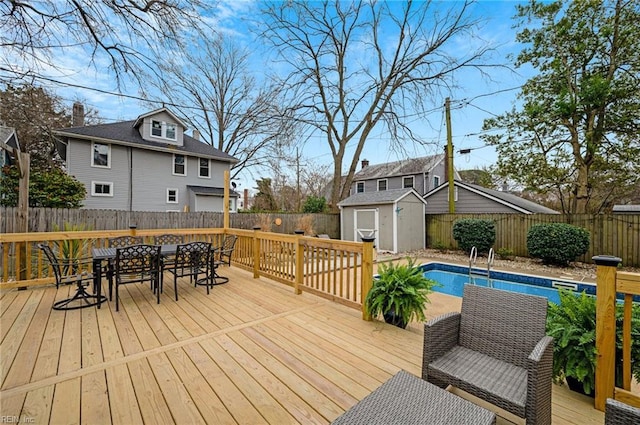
top-left (428, 345), bottom-right (527, 417)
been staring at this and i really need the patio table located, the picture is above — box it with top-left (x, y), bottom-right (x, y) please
top-left (331, 370), bottom-right (496, 425)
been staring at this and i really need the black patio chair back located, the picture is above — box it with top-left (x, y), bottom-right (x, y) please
top-left (167, 242), bottom-right (212, 296)
top-left (109, 236), bottom-right (144, 247)
top-left (38, 243), bottom-right (92, 288)
top-left (154, 234), bottom-right (184, 245)
top-left (114, 244), bottom-right (161, 311)
top-left (217, 235), bottom-right (237, 267)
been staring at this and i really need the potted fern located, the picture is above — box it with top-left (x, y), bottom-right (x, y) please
top-left (365, 258), bottom-right (438, 329)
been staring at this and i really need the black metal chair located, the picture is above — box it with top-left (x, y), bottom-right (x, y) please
top-left (215, 235), bottom-right (237, 267)
top-left (108, 236), bottom-right (144, 247)
top-left (112, 244), bottom-right (162, 311)
top-left (166, 242), bottom-right (212, 296)
top-left (38, 243), bottom-right (106, 310)
top-left (153, 234), bottom-right (184, 245)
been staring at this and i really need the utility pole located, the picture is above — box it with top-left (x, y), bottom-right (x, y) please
top-left (445, 97), bottom-right (455, 213)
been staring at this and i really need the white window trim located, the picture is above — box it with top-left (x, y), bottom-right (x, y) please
top-left (91, 142), bottom-right (111, 168)
top-left (356, 181), bottom-right (365, 193)
top-left (377, 179), bottom-right (388, 191)
top-left (167, 188), bottom-right (179, 203)
top-left (433, 175), bottom-right (441, 188)
top-left (403, 176), bottom-right (415, 188)
top-left (446, 187), bottom-right (459, 202)
top-left (173, 154), bottom-right (187, 176)
top-left (91, 181), bottom-right (113, 197)
top-left (150, 120), bottom-right (177, 141)
top-left (198, 158), bottom-right (211, 178)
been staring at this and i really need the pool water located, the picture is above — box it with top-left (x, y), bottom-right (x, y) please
top-left (420, 263), bottom-right (598, 305)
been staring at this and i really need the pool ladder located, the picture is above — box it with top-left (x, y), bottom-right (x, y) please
top-left (468, 246), bottom-right (495, 287)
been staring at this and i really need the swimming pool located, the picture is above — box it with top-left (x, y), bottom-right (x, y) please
top-left (420, 262), bottom-right (597, 305)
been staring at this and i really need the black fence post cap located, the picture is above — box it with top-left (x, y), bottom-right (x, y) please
top-left (592, 255), bottom-right (622, 267)
top-left (294, 230), bottom-right (305, 235)
top-left (129, 224), bottom-right (137, 229)
top-left (361, 236), bottom-right (376, 243)
top-left (252, 226), bottom-right (261, 230)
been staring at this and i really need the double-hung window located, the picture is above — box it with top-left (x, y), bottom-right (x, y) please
top-left (167, 188), bottom-right (178, 203)
top-left (199, 158), bottom-right (210, 178)
top-left (173, 154), bottom-right (186, 176)
top-left (377, 179), bottom-right (387, 191)
top-left (433, 175), bottom-right (441, 188)
top-left (356, 182), bottom-right (365, 193)
top-left (403, 176), bottom-right (414, 188)
top-left (151, 120), bottom-right (177, 141)
top-left (92, 142), bottom-right (110, 168)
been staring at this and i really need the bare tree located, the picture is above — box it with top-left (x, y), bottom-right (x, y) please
top-left (146, 35), bottom-right (296, 179)
top-left (0, 0), bottom-right (206, 86)
top-left (261, 0), bottom-right (492, 209)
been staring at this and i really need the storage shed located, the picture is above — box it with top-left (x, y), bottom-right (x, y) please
top-left (337, 188), bottom-right (427, 253)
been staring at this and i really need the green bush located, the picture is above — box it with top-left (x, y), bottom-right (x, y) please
top-left (527, 223), bottom-right (590, 265)
top-left (302, 195), bottom-right (327, 213)
top-left (452, 218), bottom-right (496, 254)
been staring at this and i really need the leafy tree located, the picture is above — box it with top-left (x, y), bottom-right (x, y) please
top-left (302, 196), bottom-right (327, 213)
top-left (1, 166), bottom-right (86, 208)
top-left (482, 0), bottom-right (640, 214)
top-left (261, 0), bottom-right (491, 209)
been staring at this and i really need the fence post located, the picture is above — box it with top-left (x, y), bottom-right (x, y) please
top-left (294, 230), bottom-right (305, 295)
top-left (252, 226), bottom-right (261, 279)
top-left (361, 236), bottom-right (375, 321)
top-left (594, 254), bottom-right (622, 411)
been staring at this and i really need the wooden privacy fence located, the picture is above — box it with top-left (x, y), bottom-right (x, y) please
top-left (594, 256), bottom-right (640, 411)
top-left (0, 227), bottom-right (374, 319)
top-left (0, 207), bottom-right (340, 237)
top-left (426, 213), bottom-right (640, 267)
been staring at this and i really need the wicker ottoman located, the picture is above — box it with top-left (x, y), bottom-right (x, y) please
top-left (332, 370), bottom-right (496, 425)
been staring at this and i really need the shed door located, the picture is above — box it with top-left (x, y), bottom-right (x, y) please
top-left (353, 208), bottom-right (378, 242)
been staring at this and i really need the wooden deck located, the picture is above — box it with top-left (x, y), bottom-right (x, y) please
top-left (1, 266), bottom-right (604, 424)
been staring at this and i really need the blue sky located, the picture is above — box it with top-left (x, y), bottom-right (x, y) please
top-left (5, 0), bottom-right (533, 190)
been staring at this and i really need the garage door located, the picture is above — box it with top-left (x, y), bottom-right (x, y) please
top-left (195, 195), bottom-right (223, 212)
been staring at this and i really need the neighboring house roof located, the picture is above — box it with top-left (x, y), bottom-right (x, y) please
top-left (54, 120), bottom-right (237, 163)
top-left (0, 126), bottom-right (20, 151)
top-left (337, 187), bottom-right (426, 207)
top-left (613, 204), bottom-right (640, 213)
top-left (353, 154), bottom-right (447, 181)
top-left (187, 185), bottom-right (239, 198)
top-left (424, 180), bottom-right (559, 214)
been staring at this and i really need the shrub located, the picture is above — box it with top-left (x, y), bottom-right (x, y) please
top-left (527, 223), bottom-right (590, 265)
top-left (495, 247), bottom-right (514, 260)
top-left (302, 195), bottom-right (327, 213)
top-left (452, 218), bottom-right (496, 254)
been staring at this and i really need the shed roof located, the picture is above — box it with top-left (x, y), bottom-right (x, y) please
top-left (338, 188), bottom-right (425, 207)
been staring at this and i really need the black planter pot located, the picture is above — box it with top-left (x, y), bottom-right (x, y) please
top-left (383, 310), bottom-right (408, 329)
top-left (565, 376), bottom-right (594, 397)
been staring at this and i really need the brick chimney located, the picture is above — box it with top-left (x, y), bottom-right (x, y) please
top-left (72, 102), bottom-right (84, 127)
top-left (361, 159), bottom-right (369, 169)
top-left (243, 188), bottom-right (249, 210)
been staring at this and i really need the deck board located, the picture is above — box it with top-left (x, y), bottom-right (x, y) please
top-left (0, 266), bottom-right (606, 424)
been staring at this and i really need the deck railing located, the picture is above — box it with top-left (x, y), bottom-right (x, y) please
top-left (0, 228), bottom-right (374, 319)
top-left (594, 255), bottom-right (640, 410)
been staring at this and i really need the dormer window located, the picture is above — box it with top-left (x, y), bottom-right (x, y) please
top-left (151, 120), bottom-right (177, 141)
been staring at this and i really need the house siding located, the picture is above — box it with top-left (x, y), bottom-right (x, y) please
top-left (66, 137), bottom-right (230, 212)
top-left (425, 186), bottom-right (521, 214)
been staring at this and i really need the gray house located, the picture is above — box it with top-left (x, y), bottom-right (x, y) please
top-left (338, 188), bottom-right (427, 253)
top-left (423, 180), bottom-right (558, 214)
top-left (54, 107), bottom-right (238, 212)
top-left (349, 154), bottom-right (459, 197)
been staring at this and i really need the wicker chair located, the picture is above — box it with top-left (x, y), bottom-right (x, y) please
top-left (422, 284), bottom-right (554, 425)
top-left (605, 398), bottom-right (640, 424)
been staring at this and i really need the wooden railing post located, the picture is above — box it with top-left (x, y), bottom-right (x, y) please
top-left (361, 236), bottom-right (375, 321)
top-left (252, 226), bottom-right (261, 279)
top-left (294, 230), bottom-right (305, 295)
top-left (594, 254), bottom-right (622, 411)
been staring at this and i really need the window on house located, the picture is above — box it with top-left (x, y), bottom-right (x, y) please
top-left (433, 175), bottom-right (441, 188)
top-left (199, 158), bottom-right (210, 178)
top-left (91, 181), bottom-right (113, 197)
top-left (356, 182), bottom-right (365, 193)
top-left (173, 154), bottom-right (186, 175)
top-left (377, 179), bottom-right (387, 191)
top-left (403, 176), bottom-right (414, 188)
top-left (92, 142), bottom-right (110, 168)
top-left (167, 188), bottom-right (178, 203)
top-left (166, 123), bottom-right (176, 140)
top-left (151, 120), bottom-right (163, 137)
top-left (151, 120), bottom-right (177, 140)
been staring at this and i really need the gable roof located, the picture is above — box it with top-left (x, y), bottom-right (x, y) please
top-left (353, 154), bottom-right (445, 181)
top-left (0, 126), bottom-right (20, 151)
top-left (133, 107), bottom-right (188, 129)
top-left (423, 180), bottom-right (559, 214)
top-left (338, 188), bottom-right (426, 207)
top-left (54, 120), bottom-right (237, 163)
